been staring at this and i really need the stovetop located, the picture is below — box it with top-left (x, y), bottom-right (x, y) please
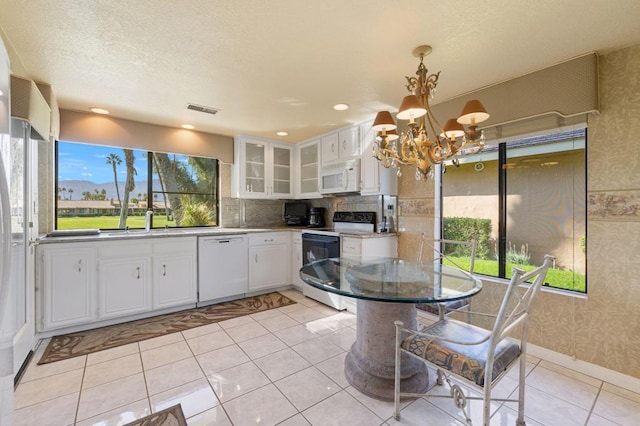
top-left (303, 211), bottom-right (377, 235)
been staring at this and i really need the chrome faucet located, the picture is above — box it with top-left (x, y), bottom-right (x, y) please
top-left (145, 210), bottom-right (153, 232)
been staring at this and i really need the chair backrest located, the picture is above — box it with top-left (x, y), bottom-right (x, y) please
top-left (418, 233), bottom-right (477, 274)
top-left (492, 254), bottom-right (555, 342)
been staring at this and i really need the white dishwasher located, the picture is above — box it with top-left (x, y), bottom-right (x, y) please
top-left (198, 235), bottom-right (248, 304)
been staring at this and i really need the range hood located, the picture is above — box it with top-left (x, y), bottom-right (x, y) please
top-left (10, 75), bottom-right (50, 140)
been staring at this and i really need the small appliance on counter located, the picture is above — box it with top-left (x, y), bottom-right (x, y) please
top-left (284, 202), bottom-right (308, 226)
top-left (308, 207), bottom-right (326, 228)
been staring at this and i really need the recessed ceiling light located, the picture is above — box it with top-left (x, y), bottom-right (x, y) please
top-left (90, 107), bottom-right (110, 115)
top-left (333, 103), bottom-right (349, 111)
top-left (181, 124), bottom-right (195, 130)
top-left (276, 131), bottom-right (288, 136)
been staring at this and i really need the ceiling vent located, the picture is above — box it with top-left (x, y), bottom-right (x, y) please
top-left (186, 103), bottom-right (220, 115)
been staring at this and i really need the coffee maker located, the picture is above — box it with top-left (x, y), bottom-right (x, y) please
top-left (307, 207), bottom-right (326, 228)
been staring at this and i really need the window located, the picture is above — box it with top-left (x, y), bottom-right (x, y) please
top-left (56, 141), bottom-right (219, 230)
top-left (442, 129), bottom-right (586, 292)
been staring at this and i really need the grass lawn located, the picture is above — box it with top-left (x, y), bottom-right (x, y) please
top-left (444, 256), bottom-right (586, 293)
top-left (57, 215), bottom-right (175, 230)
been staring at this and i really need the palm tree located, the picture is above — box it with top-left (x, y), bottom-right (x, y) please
top-left (118, 149), bottom-right (137, 228)
top-left (68, 188), bottom-right (73, 200)
top-left (106, 153), bottom-right (122, 207)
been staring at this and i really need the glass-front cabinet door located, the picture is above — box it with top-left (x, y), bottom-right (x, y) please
top-left (244, 141), bottom-right (266, 195)
top-left (233, 136), bottom-right (292, 199)
top-left (297, 139), bottom-right (320, 198)
top-left (271, 145), bottom-right (291, 197)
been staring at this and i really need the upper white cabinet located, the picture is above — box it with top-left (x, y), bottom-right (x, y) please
top-left (233, 135), bottom-right (292, 199)
top-left (295, 138), bottom-right (321, 199)
top-left (359, 120), bottom-right (398, 195)
top-left (321, 125), bottom-right (360, 166)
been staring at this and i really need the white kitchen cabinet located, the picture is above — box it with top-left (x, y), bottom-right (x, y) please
top-left (295, 138), bottom-right (321, 198)
top-left (359, 120), bottom-right (398, 195)
top-left (320, 125), bottom-right (360, 166)
top-left (290, 231), bottom-right (304, 290)
top-left (153, 238), bottom-right (197, 309)
top-left (341, 235), bottom-right (398, 313)
top-left (233, 135), bottom-right (292, 199)
top-left (98, 243), bottom-right (152, 320)
top-left (39, 243), bottom-right (97, 331)
top-left (249, 232), bottom-right (290, 291)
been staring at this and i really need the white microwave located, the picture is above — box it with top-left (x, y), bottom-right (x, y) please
top-left (320, 159), bottom-right (361, 194)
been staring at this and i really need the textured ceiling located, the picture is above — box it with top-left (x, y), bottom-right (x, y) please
top-left (1, 0), bottom-right (640, 143)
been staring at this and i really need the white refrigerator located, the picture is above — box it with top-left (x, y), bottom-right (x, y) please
top-left (0, 36), bottom-right (14, 425)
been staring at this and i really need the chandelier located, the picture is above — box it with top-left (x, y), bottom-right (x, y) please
top-left (372, 45), bottom-right (490, 179)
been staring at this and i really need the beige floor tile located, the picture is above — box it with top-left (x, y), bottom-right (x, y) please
top-left (345, 386), bottom-right (412, 420)
top-left (259, 313), bottom-right (300, 332)
top-left (224, 321), bottom-right (270, 343)
top-left (222, 383), bottom-right (298, 426)
top-left (275, 366), bottom-right (340, 411)
top-left (237, 333), bottom-right (287, 360)
top-left (186, 405), bottom-right (233, 425)
top-left (218, 315), bottom-right (256, 330)
top-left (20, 355), bottom-right (86, 383)
top-left (602, 382), bottom-right (640, 404)
top-left (76, 373), bottom-right (148, 421)
top-left (291, 336), bottom-right (344, 365)
top-left (302, 389), bottom-right (383, 426)
top-left (196, 344), bottom-right (251, 377)
top-left (186, 330), bottom-right (234, 355)
top-left (141, 340), bottom-right (193, 370)
top-left (502, 384), bottom-right (590, 426)
top-left (86, 342), bottom-right (140, 366)
top-left (285, 306), bottom-right (327, 323)
top-left (82, 353), bottom-right (143, 389)
top-left (315, 352), bottom-right (349, 388)
top-left (526, 363), bottom-right (600, 410)
top-left (277, 414), bottom-right (312, 425)
top-left (279, 289), bottom-right (305, 301)
top-left (138, 332), bottom-right (185, 351)
top-left (325, 326), bottom-right (356, 351)
top-left (208, 361), bottom-right (271, 402)
top-left (386, 397), bottom-right (464, 426)
top-left (538, 359), bottom-right (603, 387)
top-left (181, 322), bottom-right (223, 340)
top-left (13, 392), bottom-right (79, 426)
top-left (303, 315), bottom-right (349, 336)
top-left (249, 308), bottom-right (283, 322)
top-left (426, 380), bottom-right (503, 424)
top-left (14, 368), bottom-right (84, 410)
top-left (309, 304), bottom-right (343, 316)
top-left (277, 303), bottom-right (308, 315)
top-left (75, 398), bottom-right (151, 426)
top-left (273, 323), bottom-right (320, 346)
top-left (593, 389), bottom-right (640, 425)
top-left (586, 412), bottom-right (626, 426)
top-left (149, 377), bottom-right (219, 419)
top-left (253, 348), bottom-right (311, 382)
top-left (145, 357), bottom-right (205, 396)
top-left (492, 404), bottom-right (546, 426)
top-left (296, 297), bottom-right (325, 308)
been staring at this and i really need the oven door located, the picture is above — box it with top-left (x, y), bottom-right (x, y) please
top-left (301, 232), bottom-right (344, 310)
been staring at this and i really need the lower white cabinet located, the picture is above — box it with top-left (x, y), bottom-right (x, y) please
top-left (290, 231), bottom-right (304, 290)
top-left (38, 237), bottom-right (197, 332)
top-left (153, 238), bottom-right (197, 309)
top-left (98, 243), bottom-right (153, 320)
top-left (249, 232), bottom-right (290, 291)
top-left (39, 243), bottom-right (97, 330)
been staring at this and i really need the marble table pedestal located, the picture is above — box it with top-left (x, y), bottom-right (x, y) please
top-left (344, 299), bottom-right (429, 401)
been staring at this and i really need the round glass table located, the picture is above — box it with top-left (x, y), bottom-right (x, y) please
top-left (300, 257), bottom-right (483, 400)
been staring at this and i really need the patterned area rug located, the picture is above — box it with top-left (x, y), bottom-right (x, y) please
top-left (124, 404), bottom-right (187, 426)
top-left (38, 292), bottom-right (296, 364)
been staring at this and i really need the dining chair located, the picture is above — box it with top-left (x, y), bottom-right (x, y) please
top-left (394, 255), bottom-right (555, 426)
top-left (417, 234), bottom-right (477, 321)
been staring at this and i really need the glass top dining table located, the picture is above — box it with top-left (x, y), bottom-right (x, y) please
top-left (299, 257), bottom-right (482, 304)
top-left (299, 256), bottom-right (483, 401)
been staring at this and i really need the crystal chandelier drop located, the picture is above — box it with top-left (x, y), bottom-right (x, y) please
top-left (372, 45), bottom-right (490, 179)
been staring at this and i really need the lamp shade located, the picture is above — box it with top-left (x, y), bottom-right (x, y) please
top-left (440, 118), bottom-right (465, 139)
top-left (379, 129), bottom-right (399, 141)
top-left (372, 111), bottom-right (397, 131)
top-left (457, 99), bottom-right (490, 125)
top-left (396, 95), bottom-right (427, 120)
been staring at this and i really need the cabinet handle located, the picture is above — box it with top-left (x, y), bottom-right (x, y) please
top-left (331, 143), bottom-right (335, 153)
top-left (77, 259), bottom-right (82, 272)
top-left (343, 139), bottom-right (347, 149)
top-left (162, 264), bottom-right (166, 276)
top-left (136, 266), bottom-right (140, 279)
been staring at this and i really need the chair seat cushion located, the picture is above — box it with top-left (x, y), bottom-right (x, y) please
top-left (401, 319), bottom-right (520, 386)
top-left (416, 298), bottom-right (469, 315)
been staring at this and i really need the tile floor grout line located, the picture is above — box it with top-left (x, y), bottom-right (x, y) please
top-left (72, 355), bottom-right (88, 426)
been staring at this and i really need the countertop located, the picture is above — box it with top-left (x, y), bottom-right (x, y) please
top-left (37, 226), bottom-right (398, 244)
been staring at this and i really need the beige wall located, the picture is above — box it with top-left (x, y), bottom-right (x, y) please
top-left (396, 43), bottom-right (640, 380)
